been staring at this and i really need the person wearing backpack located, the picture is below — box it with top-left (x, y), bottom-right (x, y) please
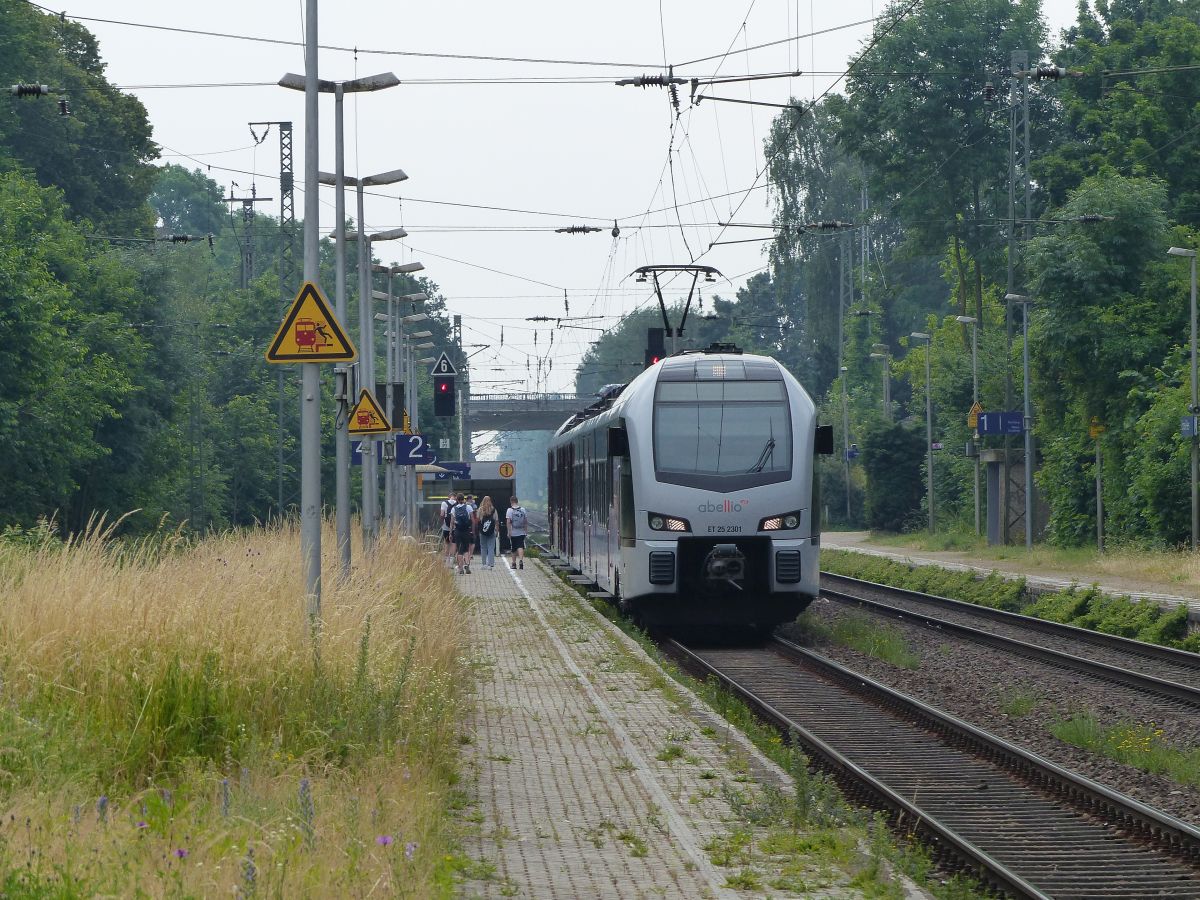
top-left (452, 493), bottom-right (474, 574)
top-left (439, 496), bottom-right (455, 566)
top-left (476, 496), bottom-right (499, 569)
top-left (506, 496), bottom-right (528, 570)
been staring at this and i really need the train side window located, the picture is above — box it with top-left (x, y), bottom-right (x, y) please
top-left (607, 425), bottom-right (629, 457)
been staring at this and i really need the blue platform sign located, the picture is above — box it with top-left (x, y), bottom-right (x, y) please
top-left (1183, 416), bottom-right (1198, 438)
top-left (977, 411), bottom-right (1025, 435)
top-left (435, 462), bottom-right (471, 480)
top-left (351, 440), bottom-right (384, 465)
top-left (395, 434), bottom-right (437, 466)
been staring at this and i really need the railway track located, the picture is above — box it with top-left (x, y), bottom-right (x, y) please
top-left (667, 636), bottom-right (1200, 899)
top-left (820, 572), bottom-right (1200, 708)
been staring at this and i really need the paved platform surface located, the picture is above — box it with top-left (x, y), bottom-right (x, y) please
top-left (454, 559), bottom-right (897, 899)
top-left (824, 532), bottom-right (1200, 621)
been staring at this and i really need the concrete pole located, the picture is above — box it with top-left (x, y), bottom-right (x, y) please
top-left (383, 274), bottom-right (395, 529)
top-left (409, 343), bottom-right (419, 529)
top-left (1022, 303), bottom-right (1034, 550)
top-left (1096, 438), bottom-right (1104, 552)
top-left (926, 347), bottom-right (934, 533)
top-left (332, 85), bottom-right (351, 579)
top-left (971, 323), bottom-right (980, 537)
top-left (300, 0), bottom-right (322, 615)
top-left (840, 369), bottom-right (851, 521)
top-left (356, 182), bottom-right (376, 549)
top-left (1191, 255), bottom-right (1198, 552)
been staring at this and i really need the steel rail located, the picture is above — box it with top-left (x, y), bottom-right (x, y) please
top-left (820, 583), bottom-right (1200, 708)
top-left (666, 636), bottom-right (1200, 898)
top-left (664, 637), bottom-right (1051, 899)
top-left (821, 571), bottom-right (1200, 673)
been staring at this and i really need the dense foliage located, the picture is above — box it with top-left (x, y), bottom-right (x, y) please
top-left (576, 0), bottom-right (1200, 548)
top-left (0, 5), bottom-right (462, 534)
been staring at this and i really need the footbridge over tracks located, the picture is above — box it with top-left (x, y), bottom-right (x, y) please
top-left (467, 392), bottom-right (587, 433)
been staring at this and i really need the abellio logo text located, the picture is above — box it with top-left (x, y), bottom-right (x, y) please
top-left (697, 499), bottom-right (750, 513)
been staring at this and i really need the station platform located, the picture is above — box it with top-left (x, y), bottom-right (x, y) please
top-left (454, 558), bottom-right (915, 899)
top-left (823, 532), bottom-right (1200, 623)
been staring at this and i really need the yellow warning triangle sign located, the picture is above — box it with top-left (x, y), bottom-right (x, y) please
top-left (266, 281), bottom-right (357, 363)
top-left (348, 388), bottom-right (393, 435)
top-left (401, 408), bottom-right (412, 434)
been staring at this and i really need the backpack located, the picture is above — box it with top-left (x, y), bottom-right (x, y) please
top-left (509, 506), bottom-right (527, 530)
top-left (480, 516), bottom-right (494, 535)
top-left (453, 503), bottom-right (472, 532)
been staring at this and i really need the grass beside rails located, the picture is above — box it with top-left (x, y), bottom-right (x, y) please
top-left (0, 520), bottom-right (467, 897)
top-left (790, 611), bottom-right (921, 671)
top-left (822, 549), bottom-right (1200, 653)
top-left (1051, 714), bottom-right (1200, 788)
top-left (867, 530), bottom-right (1200, 594)
top-left (823, 549), bottom-right (1025, 611)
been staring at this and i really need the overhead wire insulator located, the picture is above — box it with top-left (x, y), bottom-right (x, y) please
top-left (668, 82), bottom-right (680, 115)
top-left (9, 83), bottom-right (50, 97)
top-left (611, 220), bottom-right (620, 238)
top-left (982, 80), bottom-right (996, 102)
top-left (1034, 66), bottom-right (1068, 80)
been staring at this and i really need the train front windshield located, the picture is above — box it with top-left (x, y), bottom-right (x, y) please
top-left (653, 379), bottom-right (792, 488)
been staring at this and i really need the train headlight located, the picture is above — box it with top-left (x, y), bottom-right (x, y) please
top-left (648, 512), bottom-right (690, 532)
top-left (759, 511), bottom-right (803, 531)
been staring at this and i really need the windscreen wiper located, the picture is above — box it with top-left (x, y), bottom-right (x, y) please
top-left (747, 437), bottom-right (776, 473)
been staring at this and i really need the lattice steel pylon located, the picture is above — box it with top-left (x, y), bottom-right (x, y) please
top-left (250, 120), bottom-right (295, 514)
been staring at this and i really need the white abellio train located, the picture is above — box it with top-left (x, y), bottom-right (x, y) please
top-left (548, 345), bottom-right (833, 630)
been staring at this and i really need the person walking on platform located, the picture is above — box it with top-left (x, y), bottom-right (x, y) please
top-left (452, 493), bottom-right (474, 574)
top-left (464, 494), bottom-right (479, 569)
top-left (506, 496), bottom-right (528, 570)
top-left (477, 496), bottom-right (499, 568)
top-left (439, 495), bottom-right (454, 567)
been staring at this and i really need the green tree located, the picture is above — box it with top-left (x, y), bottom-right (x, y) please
top-left (0, 1), bottom-right (159, 232)
top-left (838, 0), bottom-right (1045, 323)
top-left (860, 420), bottom-right (927, 531)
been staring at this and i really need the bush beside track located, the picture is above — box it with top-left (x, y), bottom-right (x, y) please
top-left (822, 549), bottom-right (1200, 653)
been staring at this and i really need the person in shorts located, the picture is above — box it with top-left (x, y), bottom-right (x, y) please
top-left (452, 493), bottom-right (474, 574)
top-left (439, 495), bottom-right (454, 564)
top-left (506, 496), bottom-right (528, 570)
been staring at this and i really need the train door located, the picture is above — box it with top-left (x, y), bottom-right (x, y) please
top-left (608, 456), bottom-right (620, 589)
top-left (582, 434), bottom-right (593, 575)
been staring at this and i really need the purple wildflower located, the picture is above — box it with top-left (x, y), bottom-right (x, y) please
top-left (405, 841), bottom-right (418, 860)
top-left (135, 821), bottom-right (149, 830)
top-left (174, 848), bottom-right (189, 859)
top-left (376, 835), bottom-right (394, 847)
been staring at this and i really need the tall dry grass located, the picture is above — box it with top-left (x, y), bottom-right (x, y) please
top-left (0, 519), bottom-right (467, 896)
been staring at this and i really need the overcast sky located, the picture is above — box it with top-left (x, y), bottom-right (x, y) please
top-left (63, 0), bottom-right (1079, 392)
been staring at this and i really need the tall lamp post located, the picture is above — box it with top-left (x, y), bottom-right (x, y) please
top-left (1004, 294), bottom-right (1037, 549)
top-left (839, 366), bottom-right (851, 521)
top-left (414, 353), bottom-right (438, 527)
top-left (956, 315), bottom-right (980, 535)
top-left (280, 69), bottom-right (398, 579)
top-left (1168, 247), bottom-right (1199, 551)
top-left (371, 263), bottom-right (425, 530)
top-left (911, 332), bottom-right (934, 533)
top-left (344, 216), bottom-right (408, 548)
top-left (870, 343), bottom-right (891, 422)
